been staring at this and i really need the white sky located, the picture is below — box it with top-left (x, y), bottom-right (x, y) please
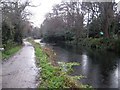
top-left (27, 0), bottom-right (120, 27)
top-left (27, 0), bottom-right (62, 27)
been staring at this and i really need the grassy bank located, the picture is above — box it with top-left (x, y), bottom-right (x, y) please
top-left (72, 38), bottom-right (120, 53)
top-left (2, 44), bottom-right (22, 60)
top-left (29, 39), bottom-right (92, 89)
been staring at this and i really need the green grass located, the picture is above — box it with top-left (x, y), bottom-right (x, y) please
top-left (29, 39), bottom-right (93, 89)
top-left (2, 45), bottom-right (22, 60)
top-left (32, 41), bottom-right (67, 88)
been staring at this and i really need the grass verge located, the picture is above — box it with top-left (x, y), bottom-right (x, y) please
top-left (29, 39), bottom-right (93, 89)
top-left (2, 45), bottom-right (22, 60)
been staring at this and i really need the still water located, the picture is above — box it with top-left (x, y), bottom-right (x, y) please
top-left (35, 39), bottom-right (120, 88)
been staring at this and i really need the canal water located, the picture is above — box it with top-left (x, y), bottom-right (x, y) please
top-left (35, 39), bottom-right (120, 88)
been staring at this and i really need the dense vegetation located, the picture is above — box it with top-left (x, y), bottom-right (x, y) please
top-left (2, 0), bottom-right (120, 53)
top-left (1, 0), bottom-right (37, 59)
top-left (74, 38), bottom-right (120, 53)
top-left (1, 0), bottom-right (34, 50)
top-left (40, 1), bottom-right (120, 53)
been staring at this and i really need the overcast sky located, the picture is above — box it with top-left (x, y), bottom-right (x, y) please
top-left (27, 0), bottom-right (120, 27)
top-left (27, 0), bottom-right (62, 27)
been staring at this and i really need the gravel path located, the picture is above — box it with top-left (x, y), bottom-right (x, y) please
top-left (2, 40), bottom-right (39, 88)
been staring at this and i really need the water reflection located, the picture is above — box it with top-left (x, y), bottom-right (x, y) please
top-left (81, 54), bottom-right (89, 75)
top-left (86, 49), bottom-right (119, 88)
top-left (110, 67), bottom-right (118, 88)
top-left (38, 41), bottom-right (119, 88)
top-left (34, 39), bottom-right (46, 47)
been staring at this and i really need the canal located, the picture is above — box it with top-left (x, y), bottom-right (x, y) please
top-left (35, 39), bottom-right (120, 88)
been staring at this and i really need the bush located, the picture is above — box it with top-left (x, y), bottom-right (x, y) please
top-left (79, 38), bottom-right (120, 54)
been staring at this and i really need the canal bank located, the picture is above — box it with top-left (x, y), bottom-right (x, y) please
top-left (36, 39), bottom-right (120, 89)
top-left (30, 39), bottom-right (92, 89)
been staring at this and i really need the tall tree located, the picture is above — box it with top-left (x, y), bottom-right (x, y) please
top-left (2, 0), bottom-right (31, 45)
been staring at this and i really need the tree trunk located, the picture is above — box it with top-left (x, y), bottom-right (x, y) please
top-left (103, 16), bottom-right (109, 38)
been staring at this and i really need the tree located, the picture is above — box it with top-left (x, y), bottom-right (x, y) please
top-left (40, 0), bottom-right (119, 44)
top-left (100, 2), bottom-right (115, 38)
top-left (2, 0), bottom-right (32, 46)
